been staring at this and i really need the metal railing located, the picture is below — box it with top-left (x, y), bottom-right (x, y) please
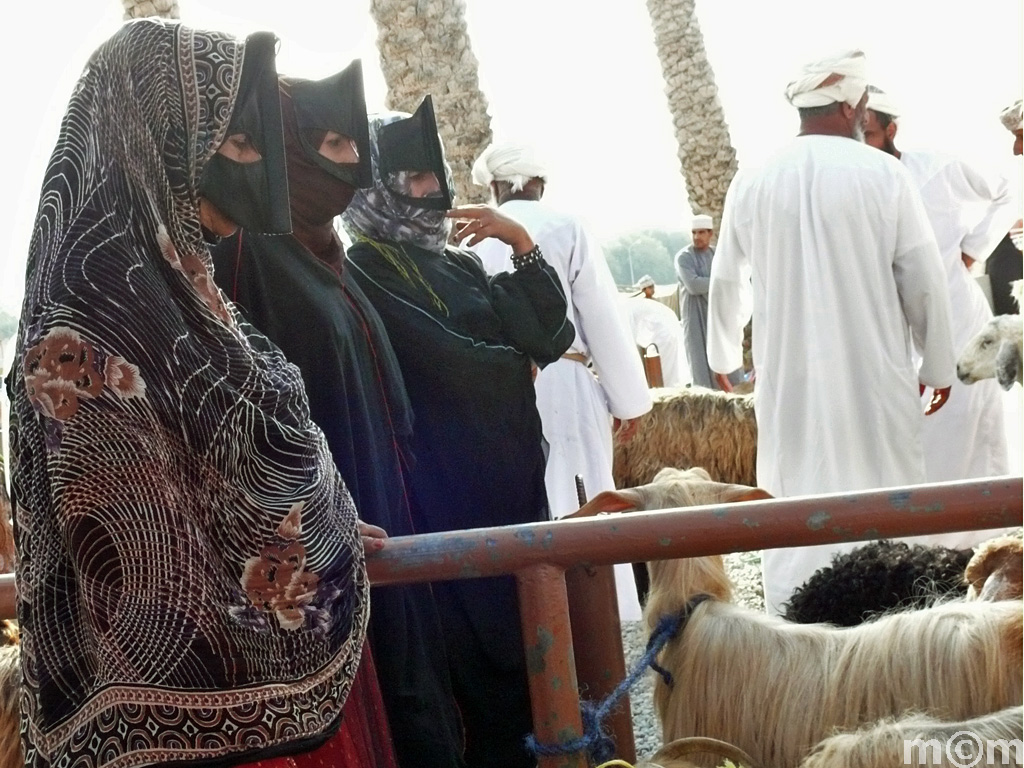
top-left (0, 476), bottom-right (1019, 767)
top-left (366, 476), bottom-right (1022, 768)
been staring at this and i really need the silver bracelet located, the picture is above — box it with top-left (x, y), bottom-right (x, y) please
top-left (512, 244), bottom-right (544, 270)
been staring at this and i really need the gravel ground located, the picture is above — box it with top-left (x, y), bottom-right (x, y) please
top-left (620, 550), bottom-right (764, 759)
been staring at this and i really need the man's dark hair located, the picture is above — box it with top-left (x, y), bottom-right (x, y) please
top-left (872, 109), bottom-right (895, 129)
top-left (797, 102), bottom-right (842, 120)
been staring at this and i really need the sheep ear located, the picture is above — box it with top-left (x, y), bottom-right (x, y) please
top-left (731, 488), bottom-right (773, 503)
top-left (564, 490), bottom-right (640, 519)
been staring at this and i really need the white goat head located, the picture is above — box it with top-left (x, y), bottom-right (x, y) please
top-left (957, 315), bottom-right (1023, 384)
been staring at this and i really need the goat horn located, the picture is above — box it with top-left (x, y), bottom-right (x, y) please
top-left (648, 736), bottom-right (759, 768)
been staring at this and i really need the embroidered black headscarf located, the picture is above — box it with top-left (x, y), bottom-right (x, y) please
top-left (7, 19), bottom-right (366, 768)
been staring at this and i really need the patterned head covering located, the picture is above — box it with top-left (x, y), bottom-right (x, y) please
top-left (8, 19), bottom-right (366, 767)
top-left (342, 102), bottom-right (456, 253)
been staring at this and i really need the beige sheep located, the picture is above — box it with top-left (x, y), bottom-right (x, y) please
top-left (798, 705), bottom-right (1023, 768)
top-left (584, 468), bottom-right (1023, 768)
top-left (613, 387), bottom-right (756, 489)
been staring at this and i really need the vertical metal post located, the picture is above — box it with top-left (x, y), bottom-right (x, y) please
top-left (568, 474), bottom-right (636, 762)
top-left (516, 563), bottom-right (586, 768)
top-left (565, 563), bottom-right (636, 763)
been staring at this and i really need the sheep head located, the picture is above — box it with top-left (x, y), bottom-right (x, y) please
top-left (965, 536), bottom-right (1024, 601)
top-left (957, 315), bottom-right (1021, 384)
top-left (565, 467), bottom-right (772, 629)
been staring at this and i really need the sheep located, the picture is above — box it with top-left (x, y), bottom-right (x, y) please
top-left (957, 314), bottom-right (1024, 384)
top-left (958, 279), bottom-right (1023, 388)
top-left (582, 467), bottom-right (1024, 768)
top-left (965, 535), bottom-right (1024, 602)
top-left (798, 705), bottom-right (1023, 768)
top-left (612, 387), bottom-right (757, 490)
top-left (781, 540), bottom-right (974, 626)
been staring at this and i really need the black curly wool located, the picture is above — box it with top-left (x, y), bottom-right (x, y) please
top-left (782, 540), bottom-right (973, 626)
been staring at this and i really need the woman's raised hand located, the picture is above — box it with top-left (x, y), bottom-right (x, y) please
top-left (447, 205), bottom-right (534, 255)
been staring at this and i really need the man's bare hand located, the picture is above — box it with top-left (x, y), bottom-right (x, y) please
top-left (923, 385), bottom-right (952, 415)
top-left (613, 416), bottom-right (642, 444)
top-left (715, 372), bottom-right (734, 392)
top-left (447, 205), bottom-right (534, 254)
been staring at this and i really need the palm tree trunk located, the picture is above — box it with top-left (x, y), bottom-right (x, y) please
top-left (369, 0), bottom-right (492, 205)
top-left (646, 0), bottom-right (736, 226)
top-left (121, 0), bottom-right (179, 20)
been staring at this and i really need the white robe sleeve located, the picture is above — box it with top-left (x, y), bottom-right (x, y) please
top-left (892, 171), bottom-right (957, 388)
top-left (707, 177), bottom-right (752, 375)
top-left (951, 159), bottom-right (1017, 262)
top-left (568, 221), bottom-right (652, 419)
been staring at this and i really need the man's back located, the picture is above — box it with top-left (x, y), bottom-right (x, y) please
top-left (728, 136), bottom-right (928, 361)
top-left (709, 133), bottom-right (956, 616)
top-left (710, 134), bottom-right (954, 497)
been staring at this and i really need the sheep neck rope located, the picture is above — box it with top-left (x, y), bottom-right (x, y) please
top-left (525, 593), bottom-right (713, 763)
top-left (647, 593), bottom-right (713, 687)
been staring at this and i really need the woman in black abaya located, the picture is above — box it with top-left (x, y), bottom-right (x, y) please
top-left (341, 99), bottom-right (574, 768)
top-left (211, 63), bottom-right (464, 768)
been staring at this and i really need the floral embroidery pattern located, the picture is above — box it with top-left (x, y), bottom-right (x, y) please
top-left (240, 503), bottom-right (321, 631)
top-left (104, 356), bottom-right (147, 398)
top-left (24, 328), bottom-right (107, 421)
top-left (159, 225), bottom-right (230, 322)
top-left (24, 328), bottom-right (147, 421)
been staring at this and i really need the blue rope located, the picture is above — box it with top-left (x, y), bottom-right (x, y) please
top-left (524, 594), bottom-right (712, 763)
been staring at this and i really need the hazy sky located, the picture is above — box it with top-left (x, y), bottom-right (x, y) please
top-left (1, 0), bottom-right (1021, 317)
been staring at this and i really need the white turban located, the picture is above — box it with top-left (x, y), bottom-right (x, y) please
top-left (1000, 99), bottom-right (1023, 133)
top-left (867, 87), bottom-right (900, 120)
top-left (636, 275), bottom-right (655, 290)
top-left (471, 142), bottom-right (549, 192)
top-left (691, 214), bottom-right (713, 230)
top-left (785, 50), bottom-right (868, 109)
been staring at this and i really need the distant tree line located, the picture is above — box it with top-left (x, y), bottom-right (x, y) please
top-left (601, 229), bottom-right (691, 286)
top-left (0, 311), bottom-right (16, 345)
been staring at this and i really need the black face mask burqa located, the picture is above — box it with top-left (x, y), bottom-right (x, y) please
top-left (377, 95), bottom-right (454, 211)
top-left (198, 32), bottom-right (291, 235)
top-left (289, 59), bottom-right (373, 189)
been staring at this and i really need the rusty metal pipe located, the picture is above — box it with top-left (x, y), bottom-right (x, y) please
top-left (516, 563), bottom-right (585, 768)
top-left (565, 563), bottom-right (635, 763)
top-left (367, 477), bottom-right (1022, 586)
top-left (0, 574), bottom-right (13, 621)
